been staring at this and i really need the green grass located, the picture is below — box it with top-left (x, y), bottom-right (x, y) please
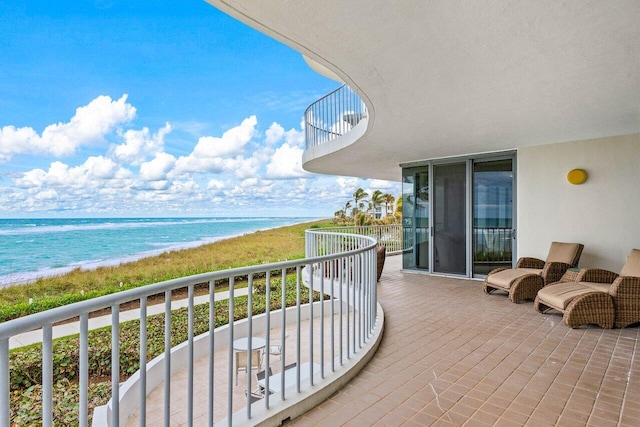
top-left (0, 219), bottom-right (332, 320)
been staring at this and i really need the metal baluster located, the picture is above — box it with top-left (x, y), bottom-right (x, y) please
top-left (227, 277), bottom-right (235, 425)
top-left (111, 306), bottom-right (120, 427)
top-left (80, 313), bottom-right (88, 427)
top-left (208, 280), bottom-right (215, 427)
top-left (187, 284), bottom-right (194, 426)
top-left (265, 270), bottom-right (271, 409)
top-left (42, 324), bottom-right (53, 427)
top-left (247, 274), bottom-right (253, 419)
top-left (320, 262), bottom-right (325, 379)
top-left (280, 267), bottom-right (287, 400)
top-left (164, 291), bottom-right (171, 427)
top-left (308, 262), bottom-right (314, 386)
top-left (0, 338), bottom-right (8, 427)
top-left (296, 266), bottom-right (301, 394)
top-left (139, 298), bottom-right (147, 427)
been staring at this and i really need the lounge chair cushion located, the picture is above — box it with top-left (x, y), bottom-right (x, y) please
top-left (487, 268), bottom-right (542, 288)
top-left (546, 242), bottom-right (583, 265)
top-left (582, 282), bottom-right (611, 293)
top-left (620, 249), bottom-right (640, 277)
top-left (538, 282), bottom-right (597, 310)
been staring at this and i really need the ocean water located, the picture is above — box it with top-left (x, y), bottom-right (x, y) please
top-left (0, 217), bottom-right (314, 287)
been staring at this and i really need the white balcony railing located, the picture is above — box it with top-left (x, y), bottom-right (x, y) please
top-left (0, 229), bottom-right (382, 427)
top-left (304, 84), bottom-right (368, 149)
top-left (318, 225), bottom-right (402, 255)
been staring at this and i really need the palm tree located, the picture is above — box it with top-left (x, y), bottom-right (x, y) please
top-left (370, 190), bottom-right (384, 218)
top-left (352, 188), bottom-right (369, 215)
top-left (383, 193), bottom-right (395, 217)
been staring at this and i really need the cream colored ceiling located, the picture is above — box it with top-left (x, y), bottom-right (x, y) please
top-left (207, 0), bottom-right (640, 181)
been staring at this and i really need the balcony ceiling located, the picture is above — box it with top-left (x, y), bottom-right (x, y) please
top-left (207, 1), bottom-right (640, 181)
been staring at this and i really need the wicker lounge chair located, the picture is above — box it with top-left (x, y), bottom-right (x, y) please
top-left (535, 249), bottom-right (640, 328)
top-left (483, 242), bottom-right (584, 303)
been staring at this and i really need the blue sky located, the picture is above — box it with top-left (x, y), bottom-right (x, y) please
top-left (0, 0), bottom-right (400, 218)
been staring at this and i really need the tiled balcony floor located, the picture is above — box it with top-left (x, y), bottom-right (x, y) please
top-left (292, 256), bottom-right (640, 426)
top-left (126, 312), bottom-right (348, 426)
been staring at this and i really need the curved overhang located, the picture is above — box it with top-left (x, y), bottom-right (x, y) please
top-left (206, 1), bottom-right (640, 182)
top-left (302, 55), bottom-right (343, 83)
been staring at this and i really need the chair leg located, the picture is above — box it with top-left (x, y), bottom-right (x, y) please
top-left (534, 295), bottom-right (553, 313)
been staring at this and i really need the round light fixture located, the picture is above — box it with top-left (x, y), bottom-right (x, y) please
top-left (567, 169), bottom-right (588, 185)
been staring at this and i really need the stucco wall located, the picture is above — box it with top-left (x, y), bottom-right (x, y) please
top-left (517, 133), bottom-right (640, 272)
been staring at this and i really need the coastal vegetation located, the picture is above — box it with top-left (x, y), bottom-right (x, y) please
top-left (332, 187), bottom-right (400, 226)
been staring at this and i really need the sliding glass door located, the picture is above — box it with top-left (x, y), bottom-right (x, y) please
top-left (401, 153), bottom-right (515, 278)
top-left (402, 170), bottom-right (429, 269)
top-left (472, 159), bottom-right (514, 276)
top-left (433, 163), bottom-right (467, 275)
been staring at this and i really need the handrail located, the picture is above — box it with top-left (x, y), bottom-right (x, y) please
top-left (317, 225), bottom-right (402, 255)
top-left (304, 84), bottom-right (368, 149)
top-left (0, 229), bottom-right (379, 427)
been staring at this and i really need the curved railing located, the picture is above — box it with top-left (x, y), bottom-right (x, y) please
top-left (304, 84), bottom-right (368, 149)
top-left (316, 225), bottom-right (402, 255)
top-left (0, 230), bottom-right (381, 427)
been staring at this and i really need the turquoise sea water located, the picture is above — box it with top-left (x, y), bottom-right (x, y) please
top-left (0, 217), bottom-right (315, 287)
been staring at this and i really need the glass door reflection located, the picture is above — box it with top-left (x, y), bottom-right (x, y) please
top-left (473, 159), bottom-right (514, 276)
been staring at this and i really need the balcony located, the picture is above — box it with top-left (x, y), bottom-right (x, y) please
top-left (295, 256), bottom-right (640, 426)
top-left (302, 85), bottom-right (369, 172)
top-left (4, 228), bottom-right (640, 426)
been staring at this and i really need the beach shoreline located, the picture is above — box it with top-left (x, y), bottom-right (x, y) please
top-left (0, 217), bottom-right (323, 289)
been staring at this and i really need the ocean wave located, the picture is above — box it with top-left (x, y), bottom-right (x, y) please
top-left (0, 217), bottom-right (269, 236)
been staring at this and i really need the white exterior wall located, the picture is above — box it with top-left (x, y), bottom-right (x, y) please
top-left (517, 133), bottom-right (640, 272)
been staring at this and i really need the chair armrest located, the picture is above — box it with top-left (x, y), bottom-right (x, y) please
top-left (575, 268), bottom-right (618, 283)
top-left (516, 257), bottom-right (545, 269)
top-left (609, 276), bottom-right (640, 297)
top-left (541, 262), bottom-right (573, 284)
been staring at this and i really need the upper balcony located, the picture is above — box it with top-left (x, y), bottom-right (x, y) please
top-left (302, 84), bottom-right (369, 175)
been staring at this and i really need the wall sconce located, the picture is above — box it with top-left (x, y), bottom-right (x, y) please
top-left (567, 169), bottom-right (588, 185)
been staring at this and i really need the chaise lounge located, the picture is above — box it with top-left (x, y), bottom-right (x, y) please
top-left (483, 242), bottom-right (584, 303)
top-left (535, 249), bottom-right (640, 328)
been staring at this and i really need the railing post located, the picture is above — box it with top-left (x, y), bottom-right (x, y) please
top-left (208, 280), bottom-right (215, 427)
top-left (164, 292), bottom-right (171, 427)
top-left (79, 313), bottom-right (89, 427)
top-left (139, 298), bottom-right (147, 427)
top-left (111, 306), bottom-right (120, 427)
top-left (187, 284), bottom-right (194, 426)
top-left (0, 339), bottom-right (8, 427)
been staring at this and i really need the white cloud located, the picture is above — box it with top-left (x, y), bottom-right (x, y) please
top-left (0, 94), bottom-right (135, 163)
top-left (2, 98), bottom-right (398, 216)
top-left (265, 143), bottom-right (309, 179)
top-left (369, 179), bottom-right (396, 190)
top-left (174, 116), bottom-right (257, 175)
top-left (265, 122), bottom-right (285, 145)
top-left (15, 157), bottom-right (133, 191)
top-left (206, 179), bottom-right (226, 190)
top-left (139, 152), bottom-right (176, 181)
top-left (284, 127), bottom-right (305, 148)
top-left (114, 122), bottom-right (172, 165)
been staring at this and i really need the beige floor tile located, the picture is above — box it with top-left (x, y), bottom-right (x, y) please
top-left (129, 256), bottom-right (640, 426)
